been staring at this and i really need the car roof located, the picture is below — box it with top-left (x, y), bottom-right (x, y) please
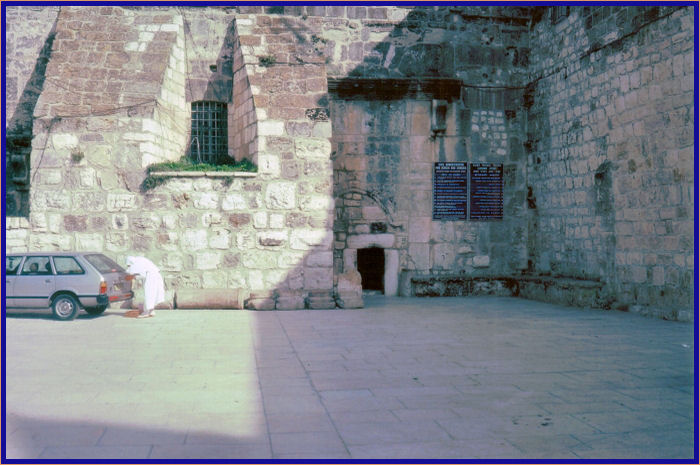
top-left (7, 252), bottom-right (103, 257)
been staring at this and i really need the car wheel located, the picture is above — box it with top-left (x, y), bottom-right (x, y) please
top-left (52, 294), bottom-right (80, 321)
top-left (84, 305), bottom-right (107, 316)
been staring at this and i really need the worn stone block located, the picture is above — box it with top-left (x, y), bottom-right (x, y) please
top-left (346, 233), bottom-right (394, 249)
top-left (228, 213), bottom-right (251, 227)
top-left (177, 288), bottom-right (242, 309)
top-left (305, 290), bottom-right (336, 309)
top-left (275, 292), bottom-right (306, 310)
top-left (75, 233), bottom-right (103, 251)
top-left (106, 193), bottom-right (137, 212)
top-left (306, 251), bottom-right (333, 267)
top-left (193, 192), bottom-right (219, 209)
top-left (300, 194), bottom-right (334, 212)
top-left (265, 182), bottom-right (296, 210)
top-left (258, 230), bottom-right (287, 247)
top-left (408, 243), bottom-right (430, 270)
top-left (181, 229), bottom-right (207, 251)
top-left (304, 267), bottom-right (334, 291)
top-left (221, 193), bottom-right (248, 211)
top-left (408, 217), bottom-right (431, 243)
top-left (472, 255), bottom-right (490, 268)
top-left (652, 265), bottom-right (665, 286)
top-left (244, 291), bottom-right (276, 310)
top-left (290, 229), bottom-right (332, 250)
top-left (253, 211), bottom-right (268, 229)
top-left (63, 215), bottom-right (87, 232)
top-left (295, 137), bottom-right (331, 159)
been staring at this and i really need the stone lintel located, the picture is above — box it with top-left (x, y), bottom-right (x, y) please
top-left (346, 233), bottom-right (395, 249)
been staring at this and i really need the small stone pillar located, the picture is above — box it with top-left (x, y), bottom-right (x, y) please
top-left (335, 269), bottom-right (364, 309)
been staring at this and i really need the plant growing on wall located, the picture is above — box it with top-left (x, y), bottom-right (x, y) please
top-left (259, 55), bottom-right (276, 67)
top-left (141, 158), bottom-right (257, 191)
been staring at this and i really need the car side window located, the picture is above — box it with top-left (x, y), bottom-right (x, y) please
top-left (21, 256), bottom-right (53, 275)
top-left (53, 256), bottom-right (85, 275)
top-left (6, 256), bottom-right (23, 275)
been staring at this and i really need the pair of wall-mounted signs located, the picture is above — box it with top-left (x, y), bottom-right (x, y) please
top-left (432, 162), bottom-right (503, 221)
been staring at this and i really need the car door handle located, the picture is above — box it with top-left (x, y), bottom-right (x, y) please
top-left (45, 279), bottom-right (52, 284)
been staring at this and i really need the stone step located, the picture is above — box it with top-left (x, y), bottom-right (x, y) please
top-left (175, 288), bottom-right (243, 309)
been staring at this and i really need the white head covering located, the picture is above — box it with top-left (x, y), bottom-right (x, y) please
top-left (126, 256), bottom-right (160, 276)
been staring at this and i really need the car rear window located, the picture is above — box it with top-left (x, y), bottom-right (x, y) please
top-left (84, 254), bottom-right (125, 273)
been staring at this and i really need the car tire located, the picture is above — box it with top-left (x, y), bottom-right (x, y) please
top-left (52, 294), bottom-right (80, 321)
top-left (84, 305), bottom-right (107, 316)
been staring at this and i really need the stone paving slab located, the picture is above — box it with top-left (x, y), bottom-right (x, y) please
top-left (4, 296), bottom-right (695, 460)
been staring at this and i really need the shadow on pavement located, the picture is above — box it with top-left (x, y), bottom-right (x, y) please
top-left (5, 412), bottom-right (270, 460)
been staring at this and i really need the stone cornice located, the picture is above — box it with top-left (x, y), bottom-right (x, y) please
top-left (327, 77), bottom-right (462, 101)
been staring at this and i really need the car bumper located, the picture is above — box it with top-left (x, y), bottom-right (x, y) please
top-left (108, 291), bottom-right (134, 303)
top-left (78, 292), bottom-right (133, 308)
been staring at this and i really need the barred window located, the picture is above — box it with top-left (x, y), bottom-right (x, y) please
top-left (551, 5), bottom-right (569, 24)
top-left (190, 101), bottom-right (228, 164)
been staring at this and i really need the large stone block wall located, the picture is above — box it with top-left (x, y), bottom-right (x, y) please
top-left (4, 6), bottom-right (59, 128)
top-left (8, 6), bottom-right (191, 257)
top-left (4, 5), bottom-right (694, 316)
top-left (331, 92), bottom-right (529, 292)
top-left (527, 6), bottom-right (694, 315)
top-left (225, 12), bottom-right (336, 300)
top-left (6, 7), bottom-right (336, 307)
top-left (28, 6), bottom-right (188, 181)
top-left (329, 8), bottom-right (532, 292)
top-left (111, 173), bottom-right (333, 301)
top-left (178, 7), bottom-right (237, 160)
top-left (230, 18), bottom-right (257, 163)
top-left (5, 6), bottom-right (60, 217)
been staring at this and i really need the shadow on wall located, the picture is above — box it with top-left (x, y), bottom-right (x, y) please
top-left (5, 20), bottom-right (58, 218)
top-left (329, 6), bottom-right (535, 293)
top-left (185, 15), bottom-right (237, 164)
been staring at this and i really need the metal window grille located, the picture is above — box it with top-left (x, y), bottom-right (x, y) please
top-left (551, 5), bottom-right (569, 24)
top-left (190, 101), bottom-right (228, 164)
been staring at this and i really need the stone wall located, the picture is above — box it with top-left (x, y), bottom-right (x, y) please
top-left (6, 6), bottom-right (335, 308)
top-left (527, 6), bottom-right (694, 316)
top-left (230, 18), bottom-right (257, 163)
top-left (179, 7), bottom-right (237, 160)
top-left (329, 7), bottom-right (532, 294)
top-left (224, 12), bottom-right (335, 304)
top-left (5, 6), bottom-right (60, 217)
top-left (4, 5), bottom-right (694, 317)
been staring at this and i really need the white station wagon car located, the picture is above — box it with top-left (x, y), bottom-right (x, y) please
top-left (5, 252), bottom-right (134, 320)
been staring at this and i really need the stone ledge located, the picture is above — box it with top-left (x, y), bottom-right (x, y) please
top-left (174, 288), bottom-right (243, 309)
top-left (518, 275), bottom-right (605, 289)
top-left (517, 275), bottom-right (609, 309)
top-left (408, 274), bottom-right (695, 320)
top-left (410, 274), bottom-right (610, 309)
top-left (410, 274), bottom-right (606, 292)
top-left (411, 275), bottom-right (519, 297)
top-left (149, 171), bottom-right (258, 178)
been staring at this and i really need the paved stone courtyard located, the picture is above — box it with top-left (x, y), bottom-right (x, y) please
top-left (4, 296), bottom-right (695, 460)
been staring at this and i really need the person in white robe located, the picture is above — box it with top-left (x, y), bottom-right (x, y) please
top-left (126, 256), bottom-right (165, 318)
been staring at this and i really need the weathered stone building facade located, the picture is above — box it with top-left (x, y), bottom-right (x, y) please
top-left (4, 5), bottom-right (695, 319)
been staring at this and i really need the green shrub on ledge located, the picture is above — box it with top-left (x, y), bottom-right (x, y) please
top-left (147, 158), bottom-right (256, 173)
top-left (142, 158), bottom-right (257, 190)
